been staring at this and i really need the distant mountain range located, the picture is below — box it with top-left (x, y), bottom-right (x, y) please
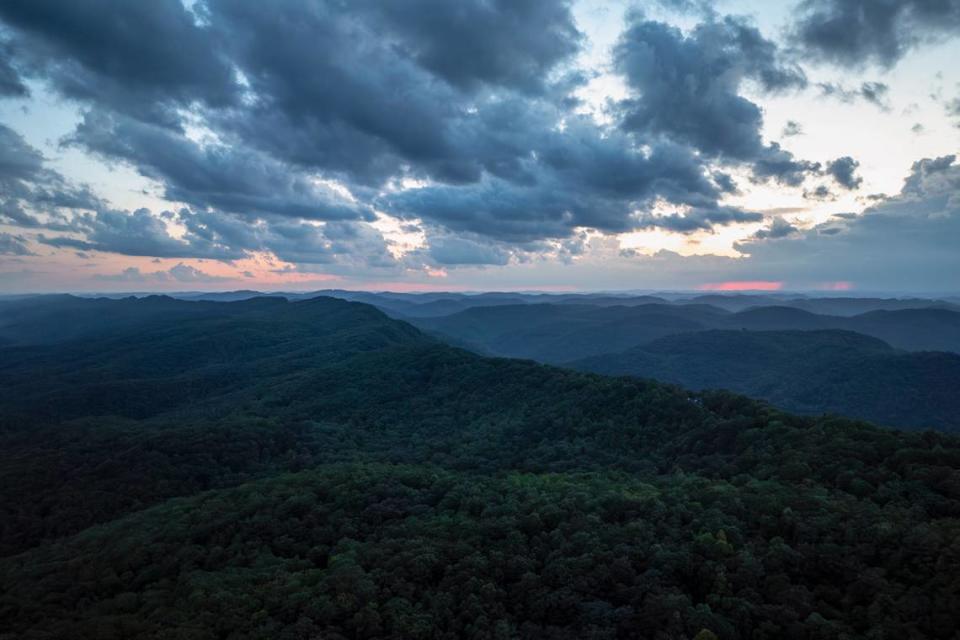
top-left (17, 289), bottom-right (957, 318)
top-left (573, 329), bottom-right (960, 431)
top-left (408, 302), bottom-right (960, 359)
top-left (4, 292), bottom-right (960, 432)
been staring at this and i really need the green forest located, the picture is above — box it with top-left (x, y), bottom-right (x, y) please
top-left (1, 296), bottom-right (959, 639)
top-left (572, 329), bottom-right (960, 431)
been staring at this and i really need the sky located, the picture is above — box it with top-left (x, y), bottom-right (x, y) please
top-left (0, 0), bottom-right (958, 294)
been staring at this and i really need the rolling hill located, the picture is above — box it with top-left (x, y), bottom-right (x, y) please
top-left (410, 302), bottom-right (960, 358)
top-left (573, 329), bottom-right (960, 431)
top-left (1, 295), bottom-right (959, 638)
top-left (412, 303), bottom-right (729, 361)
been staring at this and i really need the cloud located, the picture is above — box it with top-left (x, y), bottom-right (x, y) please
top-left (948, 96), bottom-right (960, 126)
top-left (804, 184), bottom-right (835, 200)
top-left (200, 0), bottom-right (584, 187)
top-left (817, 81), bottom-right (891, 110)
top-left (737, 154), bottom-right (960, 290)
top-left (382, 117), bottom-right (743, 242)
top-left (94, 262), bottom-right (230, 284)
top-left (902, 154), bottom-right (957, 193)
top-left (178, 209), bottom-right (397, 270)
top-left (0, 232), bottom-right (33, 255)
top-left (0, 38), bottom-right (28, 97)
top-left (753, 217), bottom-right (799, 239)
top-left (638, 206), bottom-right (763, 234)
top-left (1, 0), bottom-right (676, 253)
top-left (362, 0), bottom-right (582, 94)
top-left (0, 123), bottom-right (103, 228)
top-left (792, 0), bottom-right (960, 68)
top-left (0, 0), bottom-right (237, 126)
top-left (39, 206), bottom-right (397, 270)
top-left (38, 208), bottom-right (243, 260)
top-left (782, 120), bottom-right (804, 137)
top-left (613, 15), bottom-right (818, 186)
top-left (426, 235), bottom-right (512, 266)
top-left (69, 111), bottom-right (373, 222)
top-left (826, 156), bottom-right (863, 190)
top-left (7, 0), bottom-right (932, 289)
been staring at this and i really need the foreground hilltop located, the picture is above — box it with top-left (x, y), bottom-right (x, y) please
top-left (1, 295), bottom-right (959, 639)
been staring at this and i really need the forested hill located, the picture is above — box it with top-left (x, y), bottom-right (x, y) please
top-left (572, 329), bottom-right (960, 432)
top-left (409, 302), bottom-right (960, 360)
top-left (1, 295), bottom-right (960, 639)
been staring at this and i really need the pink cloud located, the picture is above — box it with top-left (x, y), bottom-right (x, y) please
top-left (816, 281), bottom-right (854, 291)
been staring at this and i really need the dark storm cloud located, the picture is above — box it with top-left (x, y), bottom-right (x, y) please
top-left (364, 0), bottom-right (582, 93)
top-left (0, 123), bottom-right (102, 228)
top-left (199, 0), bottom-right (584, 186)
top-left (614, 16), bottom-right (817, 185)
top-left (792, 0), bottom-right (960, 68)
top-left (0, 0), bottom-right (237, 126)
top-left (69, 111), bottom-right (374, 222)
top-left (0, 0), bottom-right (609, 247)
top-left (713, 172), bottom-right (739, 194)
top-left (0, 39), bottom-right (28, 97)
top-left (381, 121), bottom-right (739, 242)
top-left (0, 0), bottom-right (826, 265)
top-left (827, 156), bottom-right (863, 189)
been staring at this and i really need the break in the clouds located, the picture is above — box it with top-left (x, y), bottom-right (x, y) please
top-left (0, 0), bottom-right (958, 292)
top-left (734, 154), bottom-right (960, 290)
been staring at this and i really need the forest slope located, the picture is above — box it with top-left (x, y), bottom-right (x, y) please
top-left (0, 295), bottom-right (958, 639)
top-left (573, 330), bottom-right (960, 431)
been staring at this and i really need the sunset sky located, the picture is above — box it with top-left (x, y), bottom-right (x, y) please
top-left (1, 0), bottom-right (958, 293)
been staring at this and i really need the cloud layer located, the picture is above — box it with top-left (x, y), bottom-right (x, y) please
top-left (0, 0), bottom-right (957, 290)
